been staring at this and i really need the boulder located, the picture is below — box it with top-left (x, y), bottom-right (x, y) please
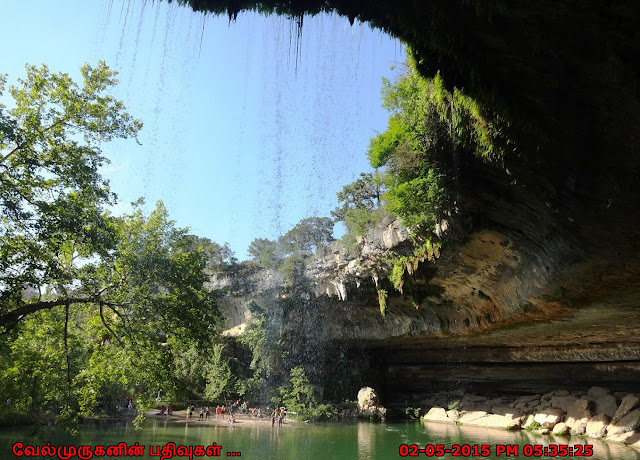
top-left (360, 405), bottom-right (387, 419)
top-left (611, 394), bottom-right (639, 424)
top-left (471, 414), bottom-right (520, 430)
top-left (565, 398), bottom-right (593, 435)
top-left (424, 407), bottom-right (451, 423)
top-left (446, 409), bottom-right (460, 422)
top-left (535, 401), bottom-right (553, 411)
top-left (513, 394), bottom-right (541, 406)
top-left (594, 394), bottom-right (618, 418)
top-left (585, 414), bottom-right (610, 438)
top-left (357, 387), bottom-right (379, 409)
top-left (552, 422), bottom-right (570, 435)
top-left (533, 407), bottom-right (565, 428)
top-left (551, 395), bottom-right (578, 412)
top-left (458, 410), bottom-right (488, 424)
top-left (607, 431), bottom-right (640, 447)
top-left (491, 405), bottom-right (522, 421)
top-left (522, 414), bottom-right (535, 429)
top-left (587, 386), bottom-right (610, 399)
top-left (607, 408), bottom-right (640, 436)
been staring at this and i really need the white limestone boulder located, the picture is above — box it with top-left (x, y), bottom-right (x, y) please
top-left (586, 414), bottom-right (610, 438)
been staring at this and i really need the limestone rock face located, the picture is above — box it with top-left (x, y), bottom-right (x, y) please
top-left (357, 387), bottom-right (379, 409)
top-left (586, 414), bottom-right (611, 438)
top-left (212, 183), bottom-right (640, 399)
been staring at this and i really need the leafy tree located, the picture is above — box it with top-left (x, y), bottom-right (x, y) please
top-left (331, 172), bottom-right (388, 240)
top-left (185, 235), bottom-right (237, 273)
top-left (239, 301), bottom-right (285, 381)
top-left (0, 62), bottom-right (141, 332)
top-left (237, 301), bottom-right (286, 403)
top-left (203, 343), bottom-right (234, 402)
top-left (90, 201), bottom-right (221, 348)
top-left (247, 237), bottom-right (282, 269)
top-left (0, 63), bottom-right (225, 421)
top-left (278, 216), bottom-right (334, 256)
top-left (331, 172), bottom-right (384, 222)
top-left (273, 366), bottom-right (317, 416)
top-left (0, 201), bottom-right (222, 416)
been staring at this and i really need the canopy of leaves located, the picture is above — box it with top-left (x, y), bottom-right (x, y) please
top-left (331, 172), bottom-right (383, 222)
top-left (0, 64), bottom-right (225, 420)
top-left (247, 237), bottom-right (282, 269)
top-left (272, 366), bottom-right (318, 416)
top-left (0, 62), bottom-right (142, 331)
top-left (278, 216), bottom-right (334, 256)
top-left (184, 235), bottom-right (237, 274)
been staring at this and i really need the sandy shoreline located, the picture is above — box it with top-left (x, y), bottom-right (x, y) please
top-left (145, 410), bottom-right (296, 427)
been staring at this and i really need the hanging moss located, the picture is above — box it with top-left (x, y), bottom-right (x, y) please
top-left (377, 289), bottom-right (388, 316)
top-left (388, 262), bottom-right (406, 293)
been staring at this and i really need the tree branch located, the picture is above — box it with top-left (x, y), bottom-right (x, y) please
top-left (99, 304), bottom-right (124, 346)
top-left (0, 296), bottom-right (124, 334)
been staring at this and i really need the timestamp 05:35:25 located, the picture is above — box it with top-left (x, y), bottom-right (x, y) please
top-left (399, 443), bottom-right (595, 457)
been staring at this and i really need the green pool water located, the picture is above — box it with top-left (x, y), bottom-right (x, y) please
top-left (2, 419), bottom-right (639, 459)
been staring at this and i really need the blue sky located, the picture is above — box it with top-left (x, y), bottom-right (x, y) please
top-left (1, 0), bottom-right (405, 259)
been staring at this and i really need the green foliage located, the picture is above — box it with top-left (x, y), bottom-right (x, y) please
top-left (386, 240), bottom-right (441, 296)
top-left (0, 62), bottom-right (141, 332)
top-left (389, 264), bottom-right (405, 292)
top-left (247, 238), bottom-right (282, 269)
top-left (238, 301), bottom-right (286, 403)
top-left (185, 235), bottom-right (237, 273)
top-left (405, 406), bottom-right (422, 419)
top-left (278, 216), bottom-right (334, 256)
top-left (331, 172), bottom-right (384, 222)
top-left (384, 171), bottom-right (445, 235)
top-left (526, 420), bottom-right (542, 431)
top-left (203, 343), bottom-right (234, 402)
top-left (313, 403), bottom-right (338, 420)
top-left (377, 289), bottom-right (388, 316)
top-left (367, 116), bottom-right (408, 168)
top-left (343, 208), bottom-right (388, 238)
top-left (447, 399), bottom-right (460, 411)
top-left (366, 56), bottom-right (506, 238)
top-left (246, 218), bottom-right (333, 285)
top-left (273, 366), bottom-right (318, 417)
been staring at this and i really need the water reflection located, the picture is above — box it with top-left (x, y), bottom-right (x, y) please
top-left (1, 420), bottom-right (639, 459)
top-left (357, 420), bottom-right (376, 459)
